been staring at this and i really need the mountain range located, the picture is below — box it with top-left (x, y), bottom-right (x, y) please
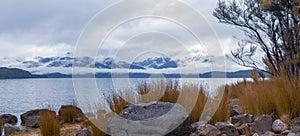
top-left (0, 55), bottom-right (267, 79)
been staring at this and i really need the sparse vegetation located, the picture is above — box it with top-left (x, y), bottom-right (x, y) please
top-left (39, 111), bottom-right (60, 136)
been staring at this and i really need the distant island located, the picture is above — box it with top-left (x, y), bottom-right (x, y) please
top-left (0, 67), bottom-right (47, 79)
top-left (0, 67), bottom-right (267, 79)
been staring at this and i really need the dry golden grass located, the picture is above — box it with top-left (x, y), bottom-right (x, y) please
top-left (39, 112), bottom-right (60, 136)
top-left (0, 119), bottom-right (3, 135)
top-left (108, 80), bottom-right (209, 123)
top-left (227, 76), bottom-right (300, 121)
top-left (210, 86), bottom-right (231, 124)
top-left (59, 105), bottom-right (83, 124)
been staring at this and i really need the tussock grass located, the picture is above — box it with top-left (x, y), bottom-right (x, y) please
top-left (227, 76), bottom-right (300, 121)
top-left (107, 77), bottom-right (300, 124)
top-left (59, 105), bottom-right (83, 124)
top-left (108, 80), bottom-right (209, 123)
top-left (39, 112), bottom-right (60, 136)
top-left (211, 86), bottom-right (231, 124)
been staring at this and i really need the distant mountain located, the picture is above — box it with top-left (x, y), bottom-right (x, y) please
top-left (0, 67), bottom-right (46, 79)
top-left (199, 70), bottom-right (268, 78)
top-left (132, 57), bottom-right (178, 69)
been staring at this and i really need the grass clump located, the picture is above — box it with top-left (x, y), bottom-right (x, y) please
top-left (39, 111), bottom-right (60, 136)
top-left (59, 105), bottom-right (84, 124)
top-left (108, 80), bottom-right (210, 123)
top-left (0, 119), bottom-right (3, 135)
top-left (227, 76), bottom-right (300, 121)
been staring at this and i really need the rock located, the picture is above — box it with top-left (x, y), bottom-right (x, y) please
top-left (195, 123), bottom-right (221, 136)
top-left (236, 124), bottom-right (251, 135)
top-left (264, 131), bottom-right (276, 136)
top-left (252, 115), bottom-right (273, 135)
top-left (230, 105), bottom-right (243, 117)
top-left (215, 122), bottom-right (239, 136)
top-left (4, 123), bottom-right (20, 135)
top-left (291, 125), bottom-right (300, 133)
top-left (230, 98), bottom-right (239, 107)
top-left (287, 132), bottom-right (300, 136)
top-left (191, 121), bottom-right (206, 131)
top-left (269, 113), bottom-right (278, 122)
top-left (231, 114), bottom-right (255, 125)
top-left (20, 109), bottom-right (56, 128)
top-left (272, 119), bottom-right (288, 133)
top-left (189, 133), bottom-right (198, 136)
top-left (282, 130), bottom-right (290, 135)
top-left (292, 117), bottom-right (300, 125)
top-left (0, 114), bottom-right (18, 125)
top-left (76, 128), bottom-right (92, 136)
top-left (107, 101), bottom-right (193, 136)
top-left (58, 105), bottom-right (85, 123)
top-left (252, 133), bottom-right (259, 136)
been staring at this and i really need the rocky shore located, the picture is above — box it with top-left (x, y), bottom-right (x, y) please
top-left (1, 100), bottom-right (300, 136)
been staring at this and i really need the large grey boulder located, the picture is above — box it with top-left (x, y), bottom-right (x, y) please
top-left (20, 109), bottom-right (56, 128)
top-left (0, 114), bottom-right (18, 125)
top-left (4, 123), bottom-right (21, 135)
top-left (252, 115), bottom-right (273, 135)
top-left (272, 119), bottom-right (288, 133)
top-left (107, 101), bottom-right (193, 136)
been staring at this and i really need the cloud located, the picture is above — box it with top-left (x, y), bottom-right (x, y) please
top-left (0, 0), bottom-right (249, 72)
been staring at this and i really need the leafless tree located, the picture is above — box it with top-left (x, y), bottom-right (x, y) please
top-left (214, 0), bottom-right (300, 78)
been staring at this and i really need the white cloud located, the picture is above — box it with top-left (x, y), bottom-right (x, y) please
top-left (0, 0), bottom-right (253, 72)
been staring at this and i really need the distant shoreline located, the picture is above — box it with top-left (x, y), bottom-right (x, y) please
top-left (0, 67), bottom-right (267, 79)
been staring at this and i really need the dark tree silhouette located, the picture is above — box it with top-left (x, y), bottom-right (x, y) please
top-left (214, 0), bottom-right (300, 78)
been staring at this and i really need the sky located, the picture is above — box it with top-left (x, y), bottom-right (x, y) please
top-left (0, 0), bottom-right (250, 72)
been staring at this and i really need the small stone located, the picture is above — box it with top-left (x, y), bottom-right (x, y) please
top-left (252, 133), bottom-right (259, 136)
top-left (287, 132), bottom-right (298, 136)
top-left (282, 130), bottom-right (290, 135)
top-left (191, 121), bottom-right (206, 131)
top-left (4, 123), bottom-right (20, 135)
top-left (269, 113), bottom-right (278, 122)
top-left (231, 114), bottom-right (254, 125)
top-left (76, 128), bottom-right (92, 136)
top-left (215, 122), bottom-right (239, 136)
top-left (230, 105), bottom-right (243, 117)
top-left (230, 99), bottom-right (239, 107)
top-left (237, 124), bottom-right (251, 135)
top-left (0, 114), bottom-right (18, 125)
top-left (252, 115), bottom-right (273, 135)
top-left (264, 131), bottom-right (276, 136)
top-left (292, 117), bottom-right (300, 125)
top-left (291, 125), bottom-right (300, 133)
top-left (196, 123), bottom-right (221, 136)
top-left (272, 119), bottom-right (288, 133)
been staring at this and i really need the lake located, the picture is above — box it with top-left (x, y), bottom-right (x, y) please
top-left (0, 78), bottom-right (247, 126)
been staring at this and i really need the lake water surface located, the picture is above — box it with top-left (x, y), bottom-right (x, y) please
top-left (0, 78), bottom-right (247, 125)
